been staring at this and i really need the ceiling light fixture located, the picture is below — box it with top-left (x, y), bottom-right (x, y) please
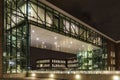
top-left (36, 37), bottom-right (39, 40)
top-left (32, 30), bottom-right (35, 33)
top-left (54, 42), bottom-right (57, 45)
top-left (54, 36), bottom-right (57, 40)
top-left (70, 41), bottom-right (73, 44)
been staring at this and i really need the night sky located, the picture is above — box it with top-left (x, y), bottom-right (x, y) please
top-left (47, 0), bottom-right (120, 41)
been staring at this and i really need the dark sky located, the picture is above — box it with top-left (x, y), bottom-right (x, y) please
top-left (47, 0), bottom-right (120, 41)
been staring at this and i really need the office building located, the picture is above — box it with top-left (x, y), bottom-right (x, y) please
top-left (0, 0), bottom-right (120, 79)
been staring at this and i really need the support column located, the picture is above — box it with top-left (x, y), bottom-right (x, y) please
top-left (0, 0), bottom-right (3, 78)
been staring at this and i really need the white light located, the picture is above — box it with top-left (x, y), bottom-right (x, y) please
top-left (70, 41), bottom-right (73, 44)
top-left (54, 42), bottom-right (57, 45)
top-left (32, 30), bottom-right (35, 33)
top-left (75, 74), bottom-right (81, 79)
top-left (36, 37), bottom-right (39, 40)
top-left (49, 74), bottom-right (54, 78)
top-left (67, 71), bottom-right (70, 74)
top-left (113, 75), bottom-right (119, 80)
top-left (73, 71), bottom-right (76, 74)
top-left (31, 73), bottom-right (36, 77)
top-left (54, 37), bottom-right (57, 40)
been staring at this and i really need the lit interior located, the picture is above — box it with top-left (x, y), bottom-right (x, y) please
top-left (31, 25), bottom-right (100, 54)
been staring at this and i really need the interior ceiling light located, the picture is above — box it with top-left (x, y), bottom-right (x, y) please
top-left (32, 30), bottom-right (35, 33)
top-left (54, 42), bottom-right (57, 45)
top-left (70, 41), bottom-right (73, 44)
top-left (36, 37), bottom-right (39, 40)
top-left (54, 36), bottom-right (57, 40)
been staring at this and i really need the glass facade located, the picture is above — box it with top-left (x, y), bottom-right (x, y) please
top-left (3, 0), bottom-right (108, 74)
top-left (3, 0), bottom-right (30, 73)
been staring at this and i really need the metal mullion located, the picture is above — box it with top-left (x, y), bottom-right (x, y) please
top-left (80, 28), bottom-right (85, 39)
top-left (20, 26), bottom-right (24, 70)
top-left (15, 0), bottom-right (18, 73)
top-left (69, 19), bottom-right (71, 36)
top-left (71, 23), bottom-right (77, 35)
top-left (4, 0), bottom-right (8, 73)
top-left (7, 20), bottom-right (26, 32)
top-left (86, 29), bottom-right (89, 42)
top-left (84, 28), bottom-right (87, 41)
top-left (9, 2), bottom-right (13, 73)
top-left (94, 32), bottom-right (97, 45)
top-left (52, 10), bottom-right (55, 29)
top-left (37, 0), bottom-right (38, 24)
top-left (58, 13), bottom-right (61, 32)
top-left (46, 11), bottom-right (53, 27)
top-left (64, 18), bottom-right (67, 34)
top-left (26, 0), bottom-right (30, 76)
top-left (7, 15), bottom-right (16, 26)
top-left (87, 51), bottom-right (88, 70)
top-left (7, 11), bottom-right (25, 19)
top-left (21, 24), bottom-right (23, 72)
top-left (77, 24), bottom-right (80, 39)
top-left (29, 3), bottom-right (44, 24)
top-left (12, 0), bottom-right (26, 18)
top-left (45, 6), bottom-right (46, 28)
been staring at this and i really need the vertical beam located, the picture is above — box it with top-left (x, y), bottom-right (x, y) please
top-left (0, 0), bottom-right (3, 78)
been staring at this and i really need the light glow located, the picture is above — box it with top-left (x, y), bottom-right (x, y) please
top-left (54, 36), bottom-right (57, 40)
top-left (49, 74), bottom-right (54, 78)
top-left (36, 37), bottom-right (39, 40)
top-left (32, 30), bottom-right (35, 33)
top-left (113, 75), bottom-right (119, 80)
top-left (31, 73), bottom-right (36, 77)
top-left (75, 74), bottom-right (81, 79)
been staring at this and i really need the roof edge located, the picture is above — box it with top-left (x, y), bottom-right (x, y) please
top-left (116, 40), bottom-right (120, 43)
top-left (40, 0), bottom-right (119, 43)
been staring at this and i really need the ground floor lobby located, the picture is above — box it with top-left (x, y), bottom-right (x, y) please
top-left (2, 71), bottom-right (120, 80)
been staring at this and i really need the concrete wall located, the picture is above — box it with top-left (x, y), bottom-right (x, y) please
top-left (0, 0), bottom-right (3, 78)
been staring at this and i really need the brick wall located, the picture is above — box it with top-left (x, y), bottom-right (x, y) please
top-left (106, 39), bottom-right (116, 70)
top-left (0, 0), bottom-right (3, 78)
top-left (115, 43), bottom-right (120, 70)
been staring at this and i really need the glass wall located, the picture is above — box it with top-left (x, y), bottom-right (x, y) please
top-left (26, 0), bottom-right (103, 47)
top-left (3, 0), bottom-right (30, 73)
top-left (77, 49), bottom-right (104, 70)
top-left (3, 0), bottom-right (108, 73)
